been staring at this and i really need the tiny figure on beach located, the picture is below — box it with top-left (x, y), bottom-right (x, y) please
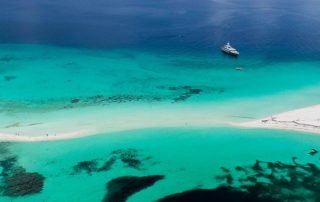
top-left (309, 149), bottom-right (318, 156)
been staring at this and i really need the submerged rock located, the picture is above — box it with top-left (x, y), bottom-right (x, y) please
top-left (103, 175), bottom-right (164, 202)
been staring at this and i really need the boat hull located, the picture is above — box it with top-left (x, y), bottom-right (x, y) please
top-left (221, 49), bottom-right (239, 57)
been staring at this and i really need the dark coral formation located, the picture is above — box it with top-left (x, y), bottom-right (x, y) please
top-left (157, 85), bottom-right (203, 102)
top-left (308, 148), bottom-right (318, 156)
top-left (214, 158), bottom-right (320, 202)
top-left (0, 156), bottom-right (18, 176)
top-left (71, 148), bottom-right (152, 175)
top-left (157, 85), bottom-right (224, 103)
top-left (157, 186), bottom-right (280, 202)
top-left (98, 157), bottom-right (117, 172)
top-left (112, 148), bottom-right (143, 169)
top-left (4, 76), bottom-right (17, 81)
top-left (0, 56), bottom-right (17, 62)
top-left (1, 93), bottom-right (162, 113)
top-left (66, 84), bottom-right (222, 108)
top-left (72, 156), bottom-right (118, 175)
top-left (66, 95), bottom-right (162, 108)
top-left (2, 170), bottom-right (45, 197)
top-left (2, 83), bottom-right (223, 113)
top-left (0, 142), bottom-right (45, 197)
top-left (172, 87), bottom-right (203, 102)
top-left (157, 150), bottom-right (320, 202)
top-left (70, 98), bottom-right (80, 104)
top-left (0, 142), bottom-right (17, 177)
top-left (0, 142), bottom-right (11, 156)
top-left (72, 160), bottom-right (99, 175)
top-left (102, 175), bottom-right (164, 202)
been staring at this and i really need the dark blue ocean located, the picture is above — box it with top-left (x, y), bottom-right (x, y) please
top-left (1, 0), bottom-right (320, 60)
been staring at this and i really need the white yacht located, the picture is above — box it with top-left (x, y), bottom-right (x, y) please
top-left (221, 42), bottom-right (239, 56)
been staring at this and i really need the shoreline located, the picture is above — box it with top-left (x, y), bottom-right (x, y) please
top-left (0, 130), bottom-right (92, 142)
top-left (0, 123), bottom-right (226, 142)
top-left (0, 104), bottom-right (227, 142)
top-left (2, 103), bottom-right (320, 142)
top-left (235, 104), bottom-right (320, 135)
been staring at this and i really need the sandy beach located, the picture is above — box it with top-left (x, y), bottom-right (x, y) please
top-left (237, 104), bottom-right (320, 134)
top-left (0, 130), bottom-right (92, 142)
top-left (0, 104), bottom-right (227, 142)
top-left (2, 103), bottom-right (320, 142)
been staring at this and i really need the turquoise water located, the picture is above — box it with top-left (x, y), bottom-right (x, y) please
top-left (1, 44), bottom-right (320, 112)
top-left (2, 47), bottom-right (320, 200)
top-left (1, 128), bottom-right (320, 202)
top-left (1, 0), bottom-right (320, 201)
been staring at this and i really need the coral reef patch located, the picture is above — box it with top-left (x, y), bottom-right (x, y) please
top-left (0, 142), bottom-right (45, 197)
top-left (71, 148), bottom-right (153, 175)
top-left (2, 169), bottom-right (45, 197)
top-left (158, 153), bottom-right (320, 202)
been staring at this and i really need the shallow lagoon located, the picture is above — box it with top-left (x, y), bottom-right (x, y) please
top-left (1, 127), bottom-right (320, 201)
top-left (1, 44), bottom-right (320, 138)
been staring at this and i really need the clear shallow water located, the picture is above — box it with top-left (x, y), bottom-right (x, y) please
top-left (1, 44), bottom-right (320, 111)
top-left (1, 128), bottom-right (320, 202)
top-left (1, 0), bottom-right (320, 201)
